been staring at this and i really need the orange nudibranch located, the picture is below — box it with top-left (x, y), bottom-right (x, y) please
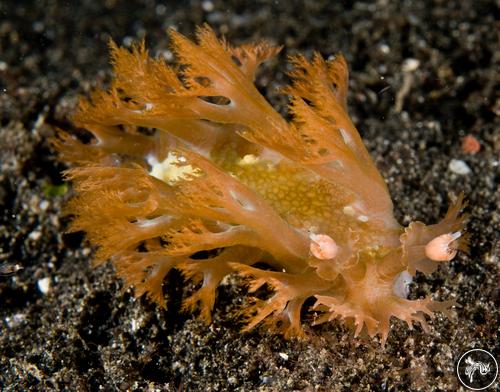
top-left (55, 25), bottom-right (468, 344)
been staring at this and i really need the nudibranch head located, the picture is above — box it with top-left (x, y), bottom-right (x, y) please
top-left (425, 232), bottom-right (462, 261)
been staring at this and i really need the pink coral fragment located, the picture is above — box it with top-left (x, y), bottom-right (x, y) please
top-left (461, 134), bottom-right (481, 154)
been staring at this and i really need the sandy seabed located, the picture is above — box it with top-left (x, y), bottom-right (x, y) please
top-left (0, 1), bottom-right (498, 391)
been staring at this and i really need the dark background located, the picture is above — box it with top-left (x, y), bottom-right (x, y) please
top-left (0, 1), bottom-right (498, 390)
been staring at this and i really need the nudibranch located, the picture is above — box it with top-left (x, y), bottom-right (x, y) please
top-left (55, 25), bottom-right (468, 344)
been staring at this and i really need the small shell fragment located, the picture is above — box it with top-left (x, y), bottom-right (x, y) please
top-left (402, 58), bottom-right (420, 72)
top-left (278, 352), bottom-right (289, 360)
top-left (37, 277), bottom-right (51, 295)
top-left (449, 159), bottom-right (471, 175)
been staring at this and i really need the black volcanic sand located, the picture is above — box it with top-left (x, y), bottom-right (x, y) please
top-left (0, 1), bottom-right (498, 391)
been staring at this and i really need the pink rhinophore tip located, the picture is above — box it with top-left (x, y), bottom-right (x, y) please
top-left (309, 233), bottom-right (338, 260)
top-left (425, 232), bottom-right (461, 261)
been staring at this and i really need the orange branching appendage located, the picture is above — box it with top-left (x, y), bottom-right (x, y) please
top-left (55, 26), bottom-right (468, 345)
